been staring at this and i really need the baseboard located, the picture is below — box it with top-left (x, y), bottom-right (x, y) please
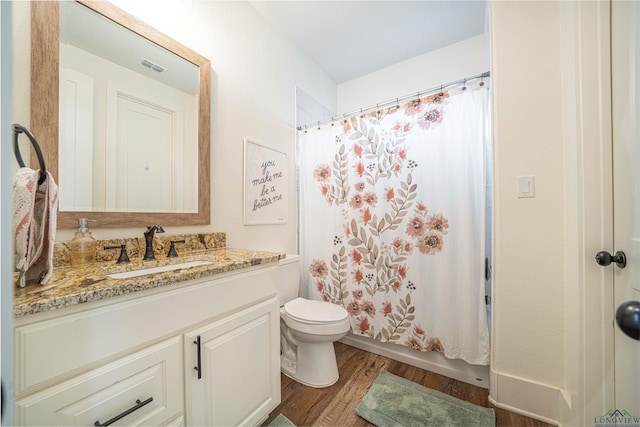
top-left (339, 333), bottom-right (489, 389)
top-left (490, 367), bottom-right (566, 425)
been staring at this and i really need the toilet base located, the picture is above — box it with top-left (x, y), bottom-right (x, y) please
top-left (280, 341), bottom-right (340, 388)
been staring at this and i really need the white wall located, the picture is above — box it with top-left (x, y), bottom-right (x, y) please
top-left (296, 87), bottom-right (334, 132)
top-left (337, 34), bottom-right (488, 114)
top-left (491, 0), bottom-right (565, 383)
top-left (14, 0), bottom-right (336, 254)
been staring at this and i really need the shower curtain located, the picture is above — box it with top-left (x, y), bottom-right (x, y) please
top-left (299, 80), bottom-right (490, 365)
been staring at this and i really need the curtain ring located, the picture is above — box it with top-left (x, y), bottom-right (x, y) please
top-left (462, 78), bottom-right (467, 91)
top-left (360, 108), bottom-right (364, 118)
top-left (439, 85), bottom-right (444, 96)
top-left (412, 92), bottom-right (420, 107)
top-left (317, 120), bottom-right (321, 130)
top-left (304, 124), bottom-right (308, 134)
top-left (343, 113), bottom-right (347, 124)
top-left (479, 76), bottom-right (485, 87)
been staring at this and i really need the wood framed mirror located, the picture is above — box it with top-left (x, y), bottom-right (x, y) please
top-left (31, 1), bottom-right (210, 228)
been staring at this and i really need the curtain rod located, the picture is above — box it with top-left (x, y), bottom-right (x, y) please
top-left (297, 71), bottom-right (490, 131)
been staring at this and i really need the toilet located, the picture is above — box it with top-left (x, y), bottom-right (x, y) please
top-left (278, 254), bottom-right (350, 388)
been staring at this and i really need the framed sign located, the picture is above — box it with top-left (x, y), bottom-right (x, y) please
top-left (243, 139), bottom-right (288, 225)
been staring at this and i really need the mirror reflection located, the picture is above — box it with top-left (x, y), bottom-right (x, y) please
top-left (59, 1), bottom-right (199, 213)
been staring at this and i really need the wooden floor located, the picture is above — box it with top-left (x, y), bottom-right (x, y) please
top-left (263, 342), bottom-right (552, 427)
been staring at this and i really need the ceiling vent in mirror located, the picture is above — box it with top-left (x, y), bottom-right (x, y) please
top-left (139, 57), bottom-right (167, 73)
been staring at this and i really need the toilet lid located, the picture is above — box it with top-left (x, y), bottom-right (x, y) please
top-left (284, 298), bottom-right (348, 323)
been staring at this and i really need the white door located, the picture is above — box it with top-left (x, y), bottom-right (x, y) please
top-left (612, 0), bottom-right (640, 414)
top-left (114, 95), bottom-right (174, 212)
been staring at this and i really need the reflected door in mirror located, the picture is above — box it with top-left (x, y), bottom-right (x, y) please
top-left (111, 92), bottom-right (195, 213)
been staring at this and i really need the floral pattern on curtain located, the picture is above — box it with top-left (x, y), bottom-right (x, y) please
top-left (299, 82), bottom-right (490, 365)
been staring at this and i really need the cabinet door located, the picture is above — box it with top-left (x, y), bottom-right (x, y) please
top-left (15, 336), bottom-right (184, 426)
top-left (185, 297), bottom-right (280, 426)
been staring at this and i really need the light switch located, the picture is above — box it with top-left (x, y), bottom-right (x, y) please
top-left (517, 175), bottom-right (535, 198)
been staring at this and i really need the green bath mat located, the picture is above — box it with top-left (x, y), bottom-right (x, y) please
top-left (356, 370), bottom-right (495, 427)
top-left (268, 413), bottom-right (296, 427)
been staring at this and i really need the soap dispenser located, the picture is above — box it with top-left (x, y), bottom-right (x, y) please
top-left (69, 218), bottom-right (97, 267)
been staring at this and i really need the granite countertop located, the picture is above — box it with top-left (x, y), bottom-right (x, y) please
top-left (14, 248), bottom-right (283, 318)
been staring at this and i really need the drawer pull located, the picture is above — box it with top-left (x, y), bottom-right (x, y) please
top-left (94, 397), bottom-right (153, 426)
top-left (194, 335), bottom-right (202, 379)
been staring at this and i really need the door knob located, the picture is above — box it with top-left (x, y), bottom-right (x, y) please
top-left (595, 250), bottom-right (627, 268)
top-left (616, 301), bottom-right (640, 341)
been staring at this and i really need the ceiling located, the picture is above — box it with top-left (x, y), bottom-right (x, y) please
top-left (249, 1), bottom-right (487, 84)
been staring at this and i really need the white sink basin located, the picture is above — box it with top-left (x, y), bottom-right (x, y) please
top-left (107, 260), bottom-right (212, 279)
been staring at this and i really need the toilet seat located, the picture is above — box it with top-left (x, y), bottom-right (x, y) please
top-left (284, 297), bottom-right (348, 324)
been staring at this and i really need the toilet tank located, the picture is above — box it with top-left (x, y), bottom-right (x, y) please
top-left (278, 254), bottom-right (301, 305)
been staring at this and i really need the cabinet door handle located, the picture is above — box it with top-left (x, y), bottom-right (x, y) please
top-left (94, 397), bottom-right (153, 426)
top-left (194, 335), bottom-right (202, 379)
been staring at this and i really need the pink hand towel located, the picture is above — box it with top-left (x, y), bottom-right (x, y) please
top-left (13, 168), bottom-right (59, 287)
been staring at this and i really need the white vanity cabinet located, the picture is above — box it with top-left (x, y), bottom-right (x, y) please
top-left (14, 263), bottom-right (281, 426)
top-left (184, 297), bottom-right (280, 426)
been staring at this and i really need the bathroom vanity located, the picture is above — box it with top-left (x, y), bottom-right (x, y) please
top-left (13, 248), bottom-right (282, 426)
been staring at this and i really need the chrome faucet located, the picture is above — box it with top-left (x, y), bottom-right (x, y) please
top-left (143, 225), bottom-right (165, 260)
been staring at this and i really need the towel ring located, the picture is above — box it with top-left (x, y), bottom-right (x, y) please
top-left (12, 124), bottom-right (47, 185)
